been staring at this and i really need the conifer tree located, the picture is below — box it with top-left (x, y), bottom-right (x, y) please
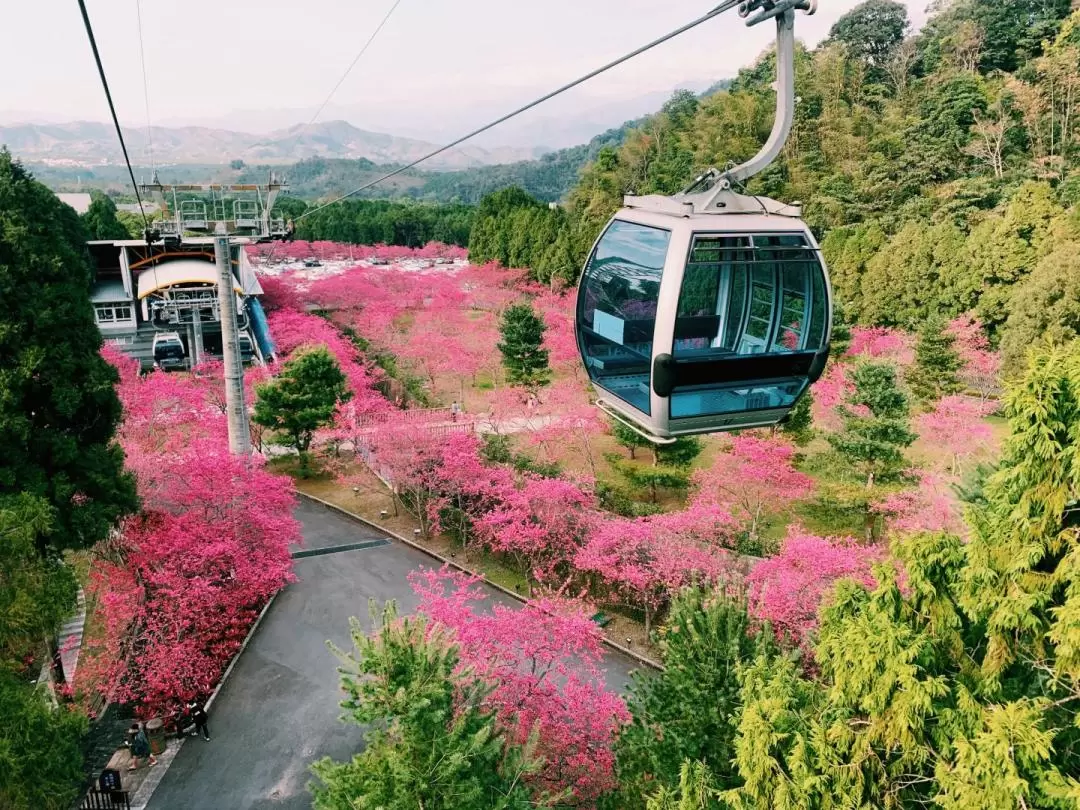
top-left (779, 389), bottom-right (814, 445)
top-left (0, 150), bottom-right (137, 553)
top-left (497, 303), bottom-right (550, 388)
top-left (725, 343), bottom-right (1080, 810)
top-left (908, 314), bottom-right (963, 400)
top-left (310, 602), bottom-right (545, 810)
top-left (827, 360), bottom-right (916, 486)
top-left (610, 588), bottom-right (775, 809)
top-left (253, 345), bottom-right (350, 475)
top-left (610, 418), bottom-right (651, 460)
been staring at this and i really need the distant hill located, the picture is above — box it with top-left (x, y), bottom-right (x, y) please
top-left (0, 120), bottom-right (540, 170)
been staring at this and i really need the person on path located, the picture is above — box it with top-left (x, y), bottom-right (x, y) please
top-left (129, 723), bottom-right (157, 770)
top-left (451, 401), bottom-right (460, 422)
top-left (186, 700), bottom-right (210, 741)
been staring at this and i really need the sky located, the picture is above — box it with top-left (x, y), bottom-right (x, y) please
top-left (1, 0), bottom-right (931, 148)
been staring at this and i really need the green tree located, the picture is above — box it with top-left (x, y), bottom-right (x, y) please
top-left (497, 303), bottom-right (550, 388)
top-left (0, 150), bottom-right (138, 554)
top-left (79, 190), bottom-right (129, 240)
top-left (725, 343), bottom-right (1080, 810)
top-left (654, 436), bottom-right (703, 469)
top-left (0, 495), bottom-right (77, 663)
top-left (827, 360), bottom-right (916, 486)
top-left (779, 389), bottom-right (814, 445)
top-left (609, 588), bottom-right (776, 809)
top-left (310, 602), bottom-right (546, 810)
top-left (253, 345), bottom-right (350, 475)
top-left (908, 314), bottom-right (963, 400)
top-left (0, 669), bottom-right (88, 810)
top-left (610, 418), bottom-right (651, 461)
top-left (1000, 241), bottom-right (1080, 375)
top-left (828, 0), bottom-right (909, 78)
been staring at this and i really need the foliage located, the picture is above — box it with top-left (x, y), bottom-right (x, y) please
top-left (497, 303), bottom-right (551, 388)
top-left (610, 417), bottom-right (652, 461)
top-left (0, 149), bottom-right (137, 553)
top-left (412, 569), bottom-right (629, 805)
top-left (723, 343), bottom-right (1080, 809)
top-left (295, 197), bottom-right (474, 247)
top-left (827, 0), bottom-right (909, 81)
top-left (89, 351), bottom-right (298, 716)
top-left (653, 436), bottom-right (703, 469)
top-left (310, 601), bottom-right (545, 810)
top-left (254, 345), bottom-right (350, 474)
top-left (79, 190), bottom-right (130, 240)
top-left (908, 314), bottom-right (964, 400)
top-left (692, 434), bottom-right (814, 551)
top-left (0, 494), bottom-right (77, 663)
top-left (779, 389), bottom-right (814, 445)
top-left (0, 669), bottom-right (88, 810)
top-left (609, 587), bottom-right (777, 809)
top-left (826, 360), bottom-right (917, 485)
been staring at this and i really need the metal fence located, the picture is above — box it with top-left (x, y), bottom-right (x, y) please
top-left (79, 787), bottom-right (130, 810)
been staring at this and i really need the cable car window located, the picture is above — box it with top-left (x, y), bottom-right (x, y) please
top-left (578, 220), bottom-right (671, 416)
top-left (669, 231), bottom-right (825, 420)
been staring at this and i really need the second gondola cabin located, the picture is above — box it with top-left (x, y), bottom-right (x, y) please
top-left (576, 178), bottom-right (832, 442)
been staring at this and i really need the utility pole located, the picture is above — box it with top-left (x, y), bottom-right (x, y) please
top-left (214, 229), bottom-right (251, 456)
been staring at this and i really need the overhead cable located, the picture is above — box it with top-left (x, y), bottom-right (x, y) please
top-left (305, 0), bottom-right (405, 128)
top-left (297, 2), bottom-right (733, 222)
top-left (134, 0), bottom-right (155, 174)
top-left (76, 0), bottom-right (151, 233)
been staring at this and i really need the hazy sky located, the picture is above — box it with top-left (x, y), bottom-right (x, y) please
top-left (2, 0), bottom-right (930, 143)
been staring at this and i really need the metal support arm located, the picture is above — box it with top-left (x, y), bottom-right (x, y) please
top-left (724, 8), bottom-right (796, 185)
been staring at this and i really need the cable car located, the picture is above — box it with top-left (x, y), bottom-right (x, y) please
top-left (575, 4), bottom-right (831, 442)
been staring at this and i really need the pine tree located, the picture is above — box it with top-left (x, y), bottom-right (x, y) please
top-left (497, 303), bottom-right (551, 388)
top-left (779, 389), bottom-right (814, 445)
top-left (908, 314), bottom-right (963, 400)
top-left (654, 436), bottom-right (704, 468)
top-left (611, 418), bottom-right (651, 460)
top-left (827, 360), bottom-right (916, 486)
top-left (0, 150), bottom-right (138, 553)
top-left (609, 588), bottom-right (775, 810)
top-left (310, 602), bottom-right (545, 810)
top-left (828, 300), bottom-right (853, 360)
top-left (253, 345), bottom-right (350, 475)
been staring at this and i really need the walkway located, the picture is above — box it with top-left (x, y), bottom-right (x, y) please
top-left (145, 499), bottom-right (639, 810)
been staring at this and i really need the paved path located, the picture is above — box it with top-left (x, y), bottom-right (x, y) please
top-left (146, 499), bottom-right (640, 810)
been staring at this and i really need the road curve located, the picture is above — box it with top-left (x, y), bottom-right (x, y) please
top-left (146, 498), bottom-right (642, 810)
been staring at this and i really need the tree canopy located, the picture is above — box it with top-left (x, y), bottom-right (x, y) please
top-left (0, 149), bottom-right (137, 553)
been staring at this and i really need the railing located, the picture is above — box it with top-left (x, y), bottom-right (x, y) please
top-left (356, 407), bottom-right (455, 428)
top-left (79, 787), bottom-right (131, 810)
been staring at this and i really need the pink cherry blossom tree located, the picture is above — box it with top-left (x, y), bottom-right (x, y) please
top-left (410, 568), bottom-right (629, 806)
top-left (848, 325), bottom-right (914, 366)
top-left (915, 394), bottom-right (996, 475)
top-left (946, 312), bottom-right (1001, 401)
top-left (872, 469), bottom-right (963, 537)
top-left (691, 433), bottom-right (814, 547)
top-left (747, 527), bottom-right (884, 648)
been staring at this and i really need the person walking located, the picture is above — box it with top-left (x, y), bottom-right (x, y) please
top-left (186, 700), bottom-right (210, 741)
top-left (450, 401), bottom-right (460, 422)
top-left (129, 723), bottom-right (157, 770)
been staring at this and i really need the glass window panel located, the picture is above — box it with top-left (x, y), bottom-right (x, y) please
top-left (671, 380), bottom-right (808, 418)
top-left (578, 220), bottom-right (670, 416)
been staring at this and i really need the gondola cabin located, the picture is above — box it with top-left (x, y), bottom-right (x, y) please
top-left (576, 187), bottom-right (832, 441)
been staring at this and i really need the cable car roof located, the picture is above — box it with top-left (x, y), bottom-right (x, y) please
top-left (609, 204), bottom-right (817, 236)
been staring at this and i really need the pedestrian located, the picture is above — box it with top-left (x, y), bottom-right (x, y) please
top-left (186, 699), bottom-right (211, 741)
top-left (450, 400), bottom-right (460, 422)
top-left (129, 722), bottom-right (157, 770)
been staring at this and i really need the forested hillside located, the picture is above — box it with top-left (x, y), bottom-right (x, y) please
top-left (474, 0), bottom-right (1080, 374)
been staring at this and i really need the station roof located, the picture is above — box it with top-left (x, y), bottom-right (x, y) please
top-left (137, 259), bottom-right (242, 300)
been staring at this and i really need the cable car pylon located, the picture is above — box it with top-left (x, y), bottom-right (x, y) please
top-left (575, 0), bottom-right (831, 443)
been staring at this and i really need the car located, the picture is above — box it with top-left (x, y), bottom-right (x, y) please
top-left (369, 256), bottom-right (388, 265)
top-left (152, 331), bottom-right (187, 371)
top-left (303, 258), bottom-right (322, 267)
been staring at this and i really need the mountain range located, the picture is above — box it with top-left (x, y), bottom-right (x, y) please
top-left (0, 120), bottom-right (543, 170)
